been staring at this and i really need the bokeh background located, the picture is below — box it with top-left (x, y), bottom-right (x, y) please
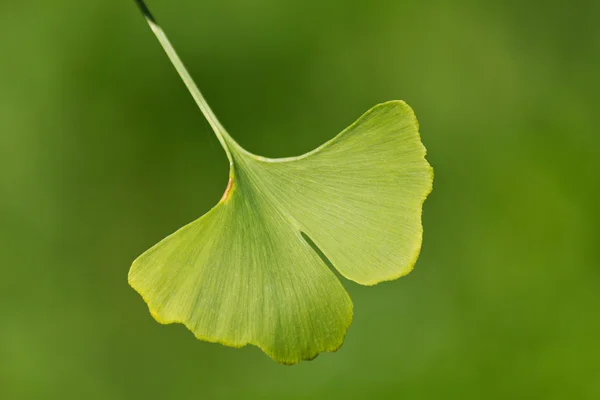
top-left (1, 0), bottom-right (599, 398)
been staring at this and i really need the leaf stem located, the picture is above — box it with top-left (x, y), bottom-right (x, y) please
top-left (133, 0), bottom-right (235, 163)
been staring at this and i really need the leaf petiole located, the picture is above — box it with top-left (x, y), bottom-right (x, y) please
top-left (133, 0), bottom-right (235, 163)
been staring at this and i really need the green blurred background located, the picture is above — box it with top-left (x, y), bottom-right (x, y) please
top-left (1, 0), bottom-right (599, 398)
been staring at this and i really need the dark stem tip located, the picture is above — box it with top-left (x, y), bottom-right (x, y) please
top-left (134, 0), bottom-right (158, 24)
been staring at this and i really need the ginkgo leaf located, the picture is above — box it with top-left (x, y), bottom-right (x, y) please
top-left (129, 0), bottom-right (433, 365)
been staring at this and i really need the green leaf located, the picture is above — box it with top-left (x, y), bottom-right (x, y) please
top-left (129, 1), bottom-right (433, 364)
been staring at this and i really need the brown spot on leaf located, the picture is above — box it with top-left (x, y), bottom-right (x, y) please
top-left (220, 176), bottom-right (234, 202)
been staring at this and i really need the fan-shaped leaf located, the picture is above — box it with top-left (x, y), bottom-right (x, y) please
top-left (129, 0), bottom-right (433, 364)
